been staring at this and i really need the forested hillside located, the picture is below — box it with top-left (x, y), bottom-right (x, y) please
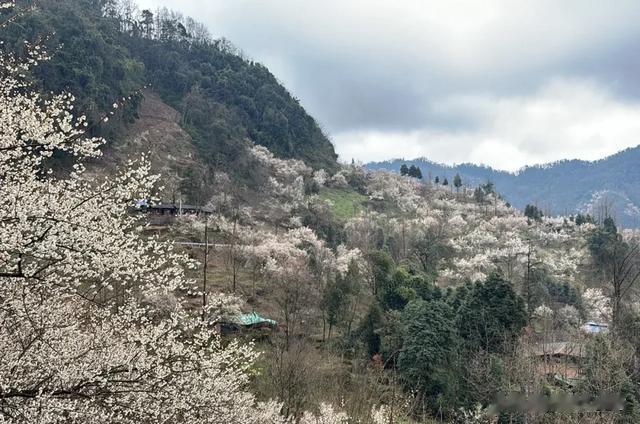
top-left (369, 146), bottom-right (640, 228)
top-left (4, 1), bottom-right (640, 424)
top-left (1, 0), bottom-right (337, 200)
top-left (162, 147), bottom-right (635, 423)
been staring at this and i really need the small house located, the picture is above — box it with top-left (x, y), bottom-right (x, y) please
top-left (217, 312), bottom-right (278, 337)
top-left (133, 200), bottom-right (213, 216)
top-left (533, 341), bottom-right (585, 387)
top-left (581, 321), bottom-right (609, 334)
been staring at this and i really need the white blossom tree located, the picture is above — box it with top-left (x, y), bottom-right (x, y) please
top-left (248, 226), bottom-right (361, 346)
top-left (582, 288), bottom-right (612, 323)
top-left (299, 403), bottom-right (349, 424)
top-left (0, 24), bottom-right (287, 423)
top-left (247, 145), bottom-right (312, 231)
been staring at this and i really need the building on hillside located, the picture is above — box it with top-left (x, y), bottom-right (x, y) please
top-left (133, 200), bottom-right (214, 216)
top-left (216, 312), bottom-right (278, 338)
top-left (533, 341), bottom-right (585, 388)
top-left (581, 321), bottom-right (609, 334)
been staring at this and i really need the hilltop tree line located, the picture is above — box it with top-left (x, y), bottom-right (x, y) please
top-left (399, 163), bottom-right (464, 192)
top-left (400, 163), bottom-right (422, 179)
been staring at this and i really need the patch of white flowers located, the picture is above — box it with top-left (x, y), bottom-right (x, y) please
top-left (582, 288), bottom-right (612, 323)
top-left (342, 167), bottom-right (591, 289)
top-left (299, 403), bottom-right (349, 424)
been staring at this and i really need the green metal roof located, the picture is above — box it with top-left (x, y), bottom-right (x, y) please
top-left (233, 312), bottom-right (277, 327)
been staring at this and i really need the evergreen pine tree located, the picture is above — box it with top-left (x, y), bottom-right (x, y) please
top-left (453, 173), bottom-right (462, 192)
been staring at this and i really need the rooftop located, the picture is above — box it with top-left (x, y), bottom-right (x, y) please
top-left (233, 312), bottom-right (277, 327)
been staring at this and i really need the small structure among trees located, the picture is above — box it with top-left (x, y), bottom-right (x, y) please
top-left (533, 341), bottom-right (585, 388)
top-left (217, 312), bottom-right (278, 337)
top-left (135, 200), bottom-right (213, 216)
top-left (581, 321), bottom-right (609, 334)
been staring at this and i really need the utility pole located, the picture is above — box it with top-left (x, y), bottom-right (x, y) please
top-left (525, 240), bottom-right (532, 317)
top-left (232, 209), bottom-right (238, 293)
top-left (402, 219), bottom-right (406, 260)
top-left (202, 219), bottom-right (209, 321)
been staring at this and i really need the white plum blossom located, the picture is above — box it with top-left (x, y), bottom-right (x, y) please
top-left (299, 403), bottom-right (349, 424)
top-left (557, 305), bottom-right (581, 329)
top-left (329, 172), bottom-right (349, 189)
top-left (313, 169), bottom-right (328, 187)
top-left (583, 288), bottom-right (612, 323)
top-left (249, 144), bottom-right (311, 181)
top-left (367, 170), bottom-right (422, 213)
top-left (248, 145), bottom-right (312, 227)
top-left (533, 304), bottom-right (554, 320)
top-left (336, 245), bottom-right (363, 276)
top-left (0, 34), bottom-right (286, 423)
top-left (448, 214), bottom-right (467, 230)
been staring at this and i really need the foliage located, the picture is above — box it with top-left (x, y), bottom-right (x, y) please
top-left (399, 164), bottom-right (422, 179)
top-left (574, 213), bottom-right (594, 226)
top-left (587, 218), bottom-right (640, 327)
top-left (588, 217), bottom-right (621, 268)
top-left (524, 204), bottom-right (544, 222)
top-left (408, 165), bottom-right (423, 179)
top-left (4, 0), bottom-right (145, 140)
top-left (456, 274), bottom-right (527, 354)
top-left (3, 0), bottom-right (338, 198)
top-left (400, 164), bottom-right (409, 176)
top-left (398, 299), bottom-right (459, 410)
top-left (453, 173), bottom-right (463, 192)
top-left (377, 267), bottom-right (439, 311)
top-left (119, 5), bottom-right (338, 173)
top-left (358, 304), bottom-right (385, 357)
top-left (5, 2), bottom-right (636, 419)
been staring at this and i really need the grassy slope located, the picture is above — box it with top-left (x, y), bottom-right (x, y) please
top-left (318, 188), bottom-right (369, 221)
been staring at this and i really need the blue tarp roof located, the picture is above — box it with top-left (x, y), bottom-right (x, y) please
top-left (582, 322), bottom-right (609, 333)
top-left (233, 312), bottom-right (277, 326)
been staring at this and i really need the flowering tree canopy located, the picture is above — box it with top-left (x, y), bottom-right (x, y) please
top-left (0, 20), bottom-right (289, 423)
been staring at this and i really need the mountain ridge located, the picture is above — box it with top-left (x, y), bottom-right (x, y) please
top-left (367, 144), bottom-right (640, 227)
top-left (375, 144), bottom-right (640, 176)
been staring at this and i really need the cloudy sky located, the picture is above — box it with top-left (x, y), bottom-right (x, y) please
top-left (137, 0), bottom-right (640, 171)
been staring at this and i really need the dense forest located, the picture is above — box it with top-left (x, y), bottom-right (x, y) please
top-left (1, 0), bottom-right (337, 197)
top-left (368, 148), bottom-right (640, 229)
top-left (3, 1), bottom-right (640, 424)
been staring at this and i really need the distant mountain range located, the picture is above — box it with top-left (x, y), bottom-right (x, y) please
top-left (367, 146), bottom-right (640, 228)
